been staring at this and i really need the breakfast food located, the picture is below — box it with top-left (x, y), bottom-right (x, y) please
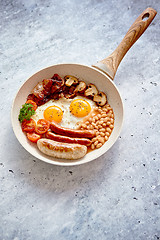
top-left (37, 139), bottom-right (87, 160)
top-left (45, 131), bottom-right (92, 146)
top-left (31, 96), bottom-right (96, 129)
top-left (49, 121), bottom-right (96, 138)
top-left (18, 73), bottom-right (114, 160)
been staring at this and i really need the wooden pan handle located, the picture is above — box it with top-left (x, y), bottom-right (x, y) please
top-left (93, 8), bottom-right (157, 80)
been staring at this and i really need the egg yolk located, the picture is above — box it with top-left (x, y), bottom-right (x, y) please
top-left (70, 99), bottom-right (91, 117)
top-left (44, 106), bottom-right (63, 123)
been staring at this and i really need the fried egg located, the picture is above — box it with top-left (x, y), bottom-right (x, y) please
top-left (31, 96), bottom-right (96, 129)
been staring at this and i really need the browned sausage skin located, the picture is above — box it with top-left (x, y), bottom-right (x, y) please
top-left (45, 131), bottom-right (92, 146)
top-left (37, 138), bottom-right (87, 159)
top-left (50, 121), bottom-right (96, 138)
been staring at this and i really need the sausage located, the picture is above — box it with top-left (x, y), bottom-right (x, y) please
top-left (50, 121), bottom-right (96, 138)
top-left (46, 131), bottom-right (91, 146)
top-left (37, 138), bottom-right (87, 160)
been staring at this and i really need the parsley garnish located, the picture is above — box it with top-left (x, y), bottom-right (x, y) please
top-left (18, 103), bottom-right (35, 123)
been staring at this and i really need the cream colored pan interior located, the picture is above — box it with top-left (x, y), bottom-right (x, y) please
top-left (11, 63), bottom-right (123, 166)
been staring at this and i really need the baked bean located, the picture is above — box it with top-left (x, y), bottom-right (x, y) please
top-left (103, 108), bottom-right (108, 112)
top-left (98, 137), bottom-right (105, 144)
top-left (106, 127), bottom-right (112, 133)
top-left (85, 121), bottom-right (89, 125)
top-left (97, 134), bottom-right (101, 139)
top-left (100, 117), bottom-right (104, 122)
top-left (80, 103), bottom-right (114, 150)
top-left (100, 132), bottom-right (105, 137)
top-left (94, 140), bottom-right (98, 146)
top-left (96, 132), bottom-right (99, 136)
top-left (92, 137), bottom-right (96, 142)
top-left (99, 128), bottom-right (105, 132)
top-left (98, 108), bottom-right (102, 112)
top-left (91, 118), bottom-right (96, 123)
top-left (96, 120), bottom-right (99, 125)
top-left (104, 117), bottom-right (109, 122)
top-left (107, 113), bottom-right (112, 117)
top-left (96, 143), bottom-right (103, 149)
top-left (109, 124), bottom-right (114, 129)
top-left (110, 118), bottom-right (114, 124)
top-left (105, 136), bottom-right (109, 141)
top-left (105, 132), bottom-right (110, 136)
top-left (91, 144), bottom-right (95, 150)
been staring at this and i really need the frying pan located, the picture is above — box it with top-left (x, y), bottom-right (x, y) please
top-left (11, 8), bottom-right (157, 166)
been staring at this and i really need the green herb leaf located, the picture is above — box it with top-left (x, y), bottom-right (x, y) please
top-left (18, 103), bottom-right (35, 123)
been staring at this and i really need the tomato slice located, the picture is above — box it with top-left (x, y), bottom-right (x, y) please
top-left (27, 132), bottom-right (41, 143)
top-left (26, 100), bottom-right (37, 111)
top-left (21, 119), bottom-right (36, 133)
top-left (35, 119), bottom-right (50, 134)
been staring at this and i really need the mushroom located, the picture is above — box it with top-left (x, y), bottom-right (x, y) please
top-left (64, 75), bottom-right (79, 87)
top-left (93, 92), bottom-right (107, 106)
top-left (74, 81), bottom-right (86, 93)
top-left (84, 84), bottom-right (98, 97)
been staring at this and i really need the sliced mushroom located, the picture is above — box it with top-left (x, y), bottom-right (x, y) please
top-left (64, 75), bottom-right (79, 87)
top-left (74, 81), bottom-right (86, 93)
top-left (84, 84), bottom-right (98, 97)
top-left (93, 92), bottom-right (107, 106)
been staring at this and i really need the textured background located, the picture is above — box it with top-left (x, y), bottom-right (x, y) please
top-left (0, 0), bottom-right (160, 239)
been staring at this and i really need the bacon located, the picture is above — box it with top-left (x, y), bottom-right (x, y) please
top-left (27, 94), bottom-right (43, 106)
top-left (51, 74), bottom-right (64, 82)
top-left (43, 79), bottom-right (53, 95)
top-left (31, 82), bottom-right (44, 100)
top-left (28, 74), bottom-right (68, 106)
top-left (51, 74), bottom-right (64, 93)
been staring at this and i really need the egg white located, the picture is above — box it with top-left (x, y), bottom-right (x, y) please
top-left (31, 96), bottom-right (96, 129)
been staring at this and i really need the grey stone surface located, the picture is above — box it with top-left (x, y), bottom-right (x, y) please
top-left (0, 0), bottom-right (160, 239)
